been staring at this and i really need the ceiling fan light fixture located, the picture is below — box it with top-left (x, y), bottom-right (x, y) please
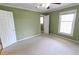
top-left (36, 3), bottom-right (50, 9)
top-left (41, 4), bottom-right (46, 7)
top-left (45, 3), bottom-right (50, 8)
top-left (41, 3), bottom-right (50, 8)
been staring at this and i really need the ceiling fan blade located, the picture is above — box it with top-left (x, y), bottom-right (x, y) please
top-left (46, 3), bottom-right (61, 9)
top-left (47, 6), bottom-right (50, 9)
top-left (52, 3), bottom-right (61, 4)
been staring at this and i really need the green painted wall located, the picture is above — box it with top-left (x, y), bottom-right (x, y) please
top-left (49, 5), bottom-right (79, 41)
top-left (0, 5), bottom-right (41, 40)
top-left (1, 4), bottom-right (79, 42)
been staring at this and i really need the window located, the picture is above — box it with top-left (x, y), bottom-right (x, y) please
top-left (40, 16), bottom-right (43, 24)
top-left (58, 10), bottom-right (77, 36)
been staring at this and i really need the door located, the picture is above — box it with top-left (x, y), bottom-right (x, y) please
top-left (43, 15), bottom-right (49, 34)
top-left (0, 10), bottom-right (16, 48)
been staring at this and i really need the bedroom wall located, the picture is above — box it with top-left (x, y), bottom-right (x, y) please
top-left (49, 5), bottom-right (79, 41)
top-left (0, 5), bottom-right (41, 40)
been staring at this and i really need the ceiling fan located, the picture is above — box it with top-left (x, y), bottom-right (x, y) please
top-left (47, 3), bottom-right (61, 9)
top-left (37, 3), bottom-right (61, 9)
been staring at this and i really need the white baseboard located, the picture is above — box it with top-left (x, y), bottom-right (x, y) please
top-left (17, 34), bottom-right (41, 42)
top-left (2, 34), bottom-right (41, 49)
top-left (51, 33), bottom-right (79, 44)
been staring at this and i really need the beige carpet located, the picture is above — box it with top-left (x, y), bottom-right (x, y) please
top-left (1, 34), bottom-right (79, 55)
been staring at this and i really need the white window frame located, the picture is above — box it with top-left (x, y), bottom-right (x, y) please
top-left (58, 9), bottom-right (77, 36)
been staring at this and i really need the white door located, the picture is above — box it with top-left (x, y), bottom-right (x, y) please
top-left (0, 10), bottom-right (16, 48)
top-left (43, 15), bottom-right (49, 34)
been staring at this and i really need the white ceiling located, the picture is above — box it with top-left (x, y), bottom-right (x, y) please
top-left (0, 3), bottom-right (79, 13)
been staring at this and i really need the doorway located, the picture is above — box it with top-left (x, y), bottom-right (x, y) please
top-left (40, 16), bottom-right (44, 33)
top-left (40, 15), bottom-right (49, 34)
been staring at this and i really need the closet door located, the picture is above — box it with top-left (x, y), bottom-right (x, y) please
top-left (43, 15), bottom-right (49, 34)
top-left (0, 10), bottom-right (16, 48)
